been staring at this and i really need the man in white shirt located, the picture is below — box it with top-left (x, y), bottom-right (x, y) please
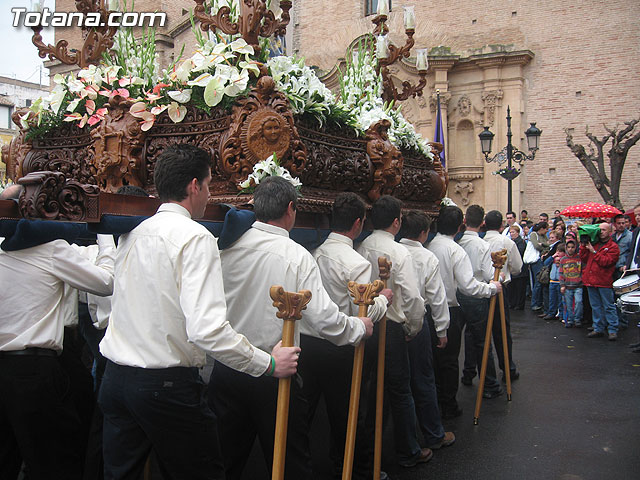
top-left (99, 145), bottom-right (300, 480)
top-left (484, 210), bottom-right (523, 382)
top-left (456, 205), bottom-right (503, 397)
top-left (427, 206), bottom-right (502, 419)
top-left (357, 196), bottom-right (433, 467)
top-left (503, 210), bottom-right (524, 238)
top-left (303, 192), bottom-right (391, 477)
top-left (0, 184), bottom-right (115, 479)
top-left (398, 211), bottom-right (456, 452)
top-left (210, 177), bottom-right (373, 479)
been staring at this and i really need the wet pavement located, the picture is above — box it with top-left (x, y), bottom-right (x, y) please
top-left (243, 307), bottom-right (640, 480)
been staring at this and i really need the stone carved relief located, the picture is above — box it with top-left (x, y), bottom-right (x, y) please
top-left (219, 75), bottom-right (306, 188)
top-left (89, 95), bottom-right (147, 192)
top-left (454, 180), bottom-right (474, 206)
top-left (429, 92), bottom-right (451, 113)
top-left (17, 171), bottom-right (100, 221)
top-left (481, 90), bottom-right (503, 127)
top-left (366, 120), bottom-right (403, 202)
top-left (457, 95), bottom-right (471, 117)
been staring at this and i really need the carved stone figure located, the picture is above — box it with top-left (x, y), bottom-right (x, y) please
top-left (481, 90), bottom-right (503, 127)
top-left (454, 180), bottom-right (474, 206)
top-left (457, 95), bottom-right (472, 117)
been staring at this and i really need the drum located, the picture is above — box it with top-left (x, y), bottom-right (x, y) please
top-left (613, 274), bottom-right (639, 296)
top-left (618, 291), bottom-right (640, 316)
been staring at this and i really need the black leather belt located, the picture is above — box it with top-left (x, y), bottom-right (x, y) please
top-left (0, 347), bottom-right (59, 357)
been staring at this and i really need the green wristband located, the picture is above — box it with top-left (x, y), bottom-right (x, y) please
top-left (265, 355), bottom-right (276, 376)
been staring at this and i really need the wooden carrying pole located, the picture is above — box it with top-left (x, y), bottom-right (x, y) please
top-left (474, 249), bottom-right (507, 425)
top-left (270, 286), bottom-right (312, 480)
top-left (373, 257), bottom-right (391, 480)
top-left (342, 280), bottom-right (384, 480)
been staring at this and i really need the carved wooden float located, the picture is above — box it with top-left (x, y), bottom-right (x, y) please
top-left (2, 76), bottom-right (447, 224)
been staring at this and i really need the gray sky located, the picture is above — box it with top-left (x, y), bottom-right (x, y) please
top-left (1, 1), bottom-right (54, 85)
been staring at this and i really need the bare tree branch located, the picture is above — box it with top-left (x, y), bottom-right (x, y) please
top-left (566, 116), bottom-right (639, 210)
top-left (585, 127), bottom-right (610, 187)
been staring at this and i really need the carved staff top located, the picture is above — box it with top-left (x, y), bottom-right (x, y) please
top-left (269, 285), bottom-right (312, 322)
top-left (348, 280), bottom-right (384, 308)
top-left (490, 249), bottom-right (508, 270)
top-left (378, 257), bottom-right (392, 285)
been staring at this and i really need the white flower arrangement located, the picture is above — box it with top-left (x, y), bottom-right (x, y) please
top-left (440, 197), bottom-right (457, 207)
top-left (267, 55), bottom-right (338, 125)
top-left (239, 154), bottom-right (302, 193)
top-left (336, 47), bottom-right (434, 160)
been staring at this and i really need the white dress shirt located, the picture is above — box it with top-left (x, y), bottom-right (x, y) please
top-left (100, 203), bottom-right (271, 376)
top-left (457, 231), bottom-right (493, 282)
top-left (357, 230), bottom-right (425, 337)
top-left (484, 230), bottom-right (523, 284)
top-left (73, 243), bottom-right (113, 329)
top-left (427, 233), bottom-right (497, 307)
top-left (0, 235), bottom-right (115, 352)
top-left (398, 239), bottom-right (450, 338)
top-left (308, 233), bottom-right (388, 337)
top-left (220, 222), bottom-right (366, 350)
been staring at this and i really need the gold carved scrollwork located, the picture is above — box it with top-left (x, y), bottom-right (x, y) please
top-left (89, 96), bottom-right (147, 192)
top-left (219, 76), bottom-right (307, 189)
top-left (366, 120), bottom-right (403, 202)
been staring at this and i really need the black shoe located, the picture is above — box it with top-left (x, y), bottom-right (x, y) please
top-left (502, 371), bottom-right (520, 383)
top-left (629, 342), bottom-right (640, 348)
top-left (632, 347), bottom-right (640, 353)
top-left (483, 389), bottom-right (504, 399)
top-left (587, 331), bottom-right (604, 338)
top-left (441, 406), bottom-right (463, 419)
top-left (543, 314), bottom-right (558, 321)
top-left (461, 375), bottom-right (473, 386)
top-left (531, 306), bottom-right (542, 312)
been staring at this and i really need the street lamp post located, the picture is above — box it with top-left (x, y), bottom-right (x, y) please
top-left (479, 106), bottom-right (542, 212)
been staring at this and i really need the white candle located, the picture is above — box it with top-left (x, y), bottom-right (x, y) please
top-left (376, 35), bottom-right (389, 59)
top-left (416, 49), bottom-right (428, 71)
top-left (403, 6), bottom-right (416, 30)
top-left (377, 0), bottom-right (389, 16)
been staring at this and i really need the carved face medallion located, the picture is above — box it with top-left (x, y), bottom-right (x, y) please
top-left (243, 109), bottom-right (290, 162)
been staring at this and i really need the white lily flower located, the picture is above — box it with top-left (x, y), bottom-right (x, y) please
top-left (167, 89), bottom-right (192, 104)
top-left (224, 69), bottom-right (249, 97)
top-left (174, 60), bottom-right (193, 83)
top-left (187, 73), bottom-right (214, 87)
top-left (203, 76), bottom-right (226, 107)
top-left (230, 38), bottom-right (254, 55)
top-left (66, 98), bottom-right (81, 113)
top-left (47, 86), bottom-right (67, 115)
top-left (167, 102), bottom-right (187, 123)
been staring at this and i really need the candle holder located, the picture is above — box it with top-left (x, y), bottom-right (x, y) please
top-left (371, 10), bottom-right (428, 103)
top-left (193, 0), bottom-right (292, 56)
top-left (31, 0), bottom-right (119, 69)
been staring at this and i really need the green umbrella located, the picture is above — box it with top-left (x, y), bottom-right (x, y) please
top-left (578, 224), bottom-right (601, 242)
